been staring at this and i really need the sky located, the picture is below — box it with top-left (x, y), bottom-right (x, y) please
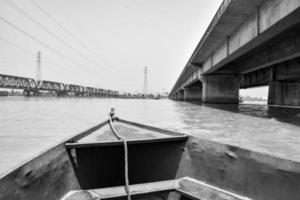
top-left (0, 0), bottom-right (268, 97)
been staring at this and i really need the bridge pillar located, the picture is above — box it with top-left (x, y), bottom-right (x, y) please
top-left (56, 91), bottom-right (68, 97)
top-left (184, 86), bottom-right (202, 101)
top-left (173, 92), bottom-right (178, 100)
top-left (178, 90), bottom-right (185, 101)
top-left (75, 92), bottom-right (84, 97)
top-left (174, 93), bottom-right (178, 100)
top-left (201, 74), bottom-right (240, 104)
top-left (24, 89), bottom-right (39, 97)
top-left (268, 81), bottom-right (300, 107)
top-left (170, 93), bottom-right (175, 100)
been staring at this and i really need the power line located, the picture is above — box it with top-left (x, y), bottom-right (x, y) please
top-left (0, 37), bottom-right (107, 87)
top-left (0, 15), bottom-right (100, 76)
top-left (0, 37), bottom-right (84, 77)
top-left (0, 37), bottom-right (35, 56)
top-left (49, 0), bottom-right (117, 70)
top-left (0, 37), bottom-right (84, 76)
top-left (0, 16), bottom-right (75, 65)
top-left (2, 0), bottom-right (112, 72)
top-left (31, 0), bottom-right (116, 70)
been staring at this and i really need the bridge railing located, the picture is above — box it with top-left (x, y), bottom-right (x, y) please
top-left (0, 74), bottom-right (36, 89)
top-left (37, 80), bottom-right (65, 91)
top-left (192, 0), bottom-right (231, 59)
top-left (170, 0), bottom-right (231, 96)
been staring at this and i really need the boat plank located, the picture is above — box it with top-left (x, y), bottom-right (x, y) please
top-left (70, 180), bottom-right (176, 199)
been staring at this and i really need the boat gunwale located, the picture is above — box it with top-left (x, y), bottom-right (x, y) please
top-left (0, 119), bottom-right (187, 179)
top-left (65, 135), bottom-right (188, 148)
top-left (65, 177), bottom-right (251, 200)
top-left (118, 119), bottom-right (185, 137)
top-left (0, 120), bottom-right (108, 179)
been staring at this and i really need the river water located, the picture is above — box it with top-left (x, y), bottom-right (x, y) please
top-left (1, 96), bottom-right (300, 175)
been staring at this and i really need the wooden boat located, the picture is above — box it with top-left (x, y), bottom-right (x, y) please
top-left (0, 118), bottom-right (300, 200)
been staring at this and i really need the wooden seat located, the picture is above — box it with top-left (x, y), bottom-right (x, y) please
top-left (61, 177), bottom-right (252, 200)
top-left (62, 180), bottom-right (175, 200)
top-left (90, 179), bottom-right (175, 199)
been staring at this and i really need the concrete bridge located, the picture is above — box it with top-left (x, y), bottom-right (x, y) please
top-left (0, 73), bottom-right (119, 97)
top-left (170, 0), bottom-right (300, 106)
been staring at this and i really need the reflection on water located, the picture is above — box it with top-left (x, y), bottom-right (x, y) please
top-left (0, 96), bottom-right (300, 175)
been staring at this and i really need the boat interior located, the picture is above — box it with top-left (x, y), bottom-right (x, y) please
top-left (0, 119), bottom-right (300, 200)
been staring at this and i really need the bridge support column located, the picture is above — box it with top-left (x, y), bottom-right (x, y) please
top-left (201, 74), bottom-right (240, 104)
top-left (184, 86), bottom-right (202, 101)
top-left (268, 81), bottom-right (300, 106)
top-left (173, 92), bottom-right (178, 100)
top-left (170, 93), bottom-right (176, 100)
top-left (75, 92), bottom-right (84, 97)
top-left (24, 89), bottom-right (39, 97)
top-left (56, 91), bottom-right (68, 97)
top-left (178, 90), bottom-right (185, 101)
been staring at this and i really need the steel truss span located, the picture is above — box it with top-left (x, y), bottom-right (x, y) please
top-left (0, 73), bottom-right (118, 97)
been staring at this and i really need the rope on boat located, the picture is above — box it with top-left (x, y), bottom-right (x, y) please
top-left (108, 116), bottom-right (131, 200)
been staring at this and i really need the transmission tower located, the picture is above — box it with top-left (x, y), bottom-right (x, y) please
top-left (143, 66), bottom-right (148, 95)
top-left (36, 51), bottom-right (41, 82)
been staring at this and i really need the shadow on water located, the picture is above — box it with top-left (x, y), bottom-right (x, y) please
top-left (185, 101), bottom-right (300, 127)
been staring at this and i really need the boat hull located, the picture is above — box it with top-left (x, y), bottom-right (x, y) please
top-left (176, 136), bottom-right (300, 200)
top-left (0, 120), bottom-right (300, 200)
top-left (0, 144), bottom-right (79, 200)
